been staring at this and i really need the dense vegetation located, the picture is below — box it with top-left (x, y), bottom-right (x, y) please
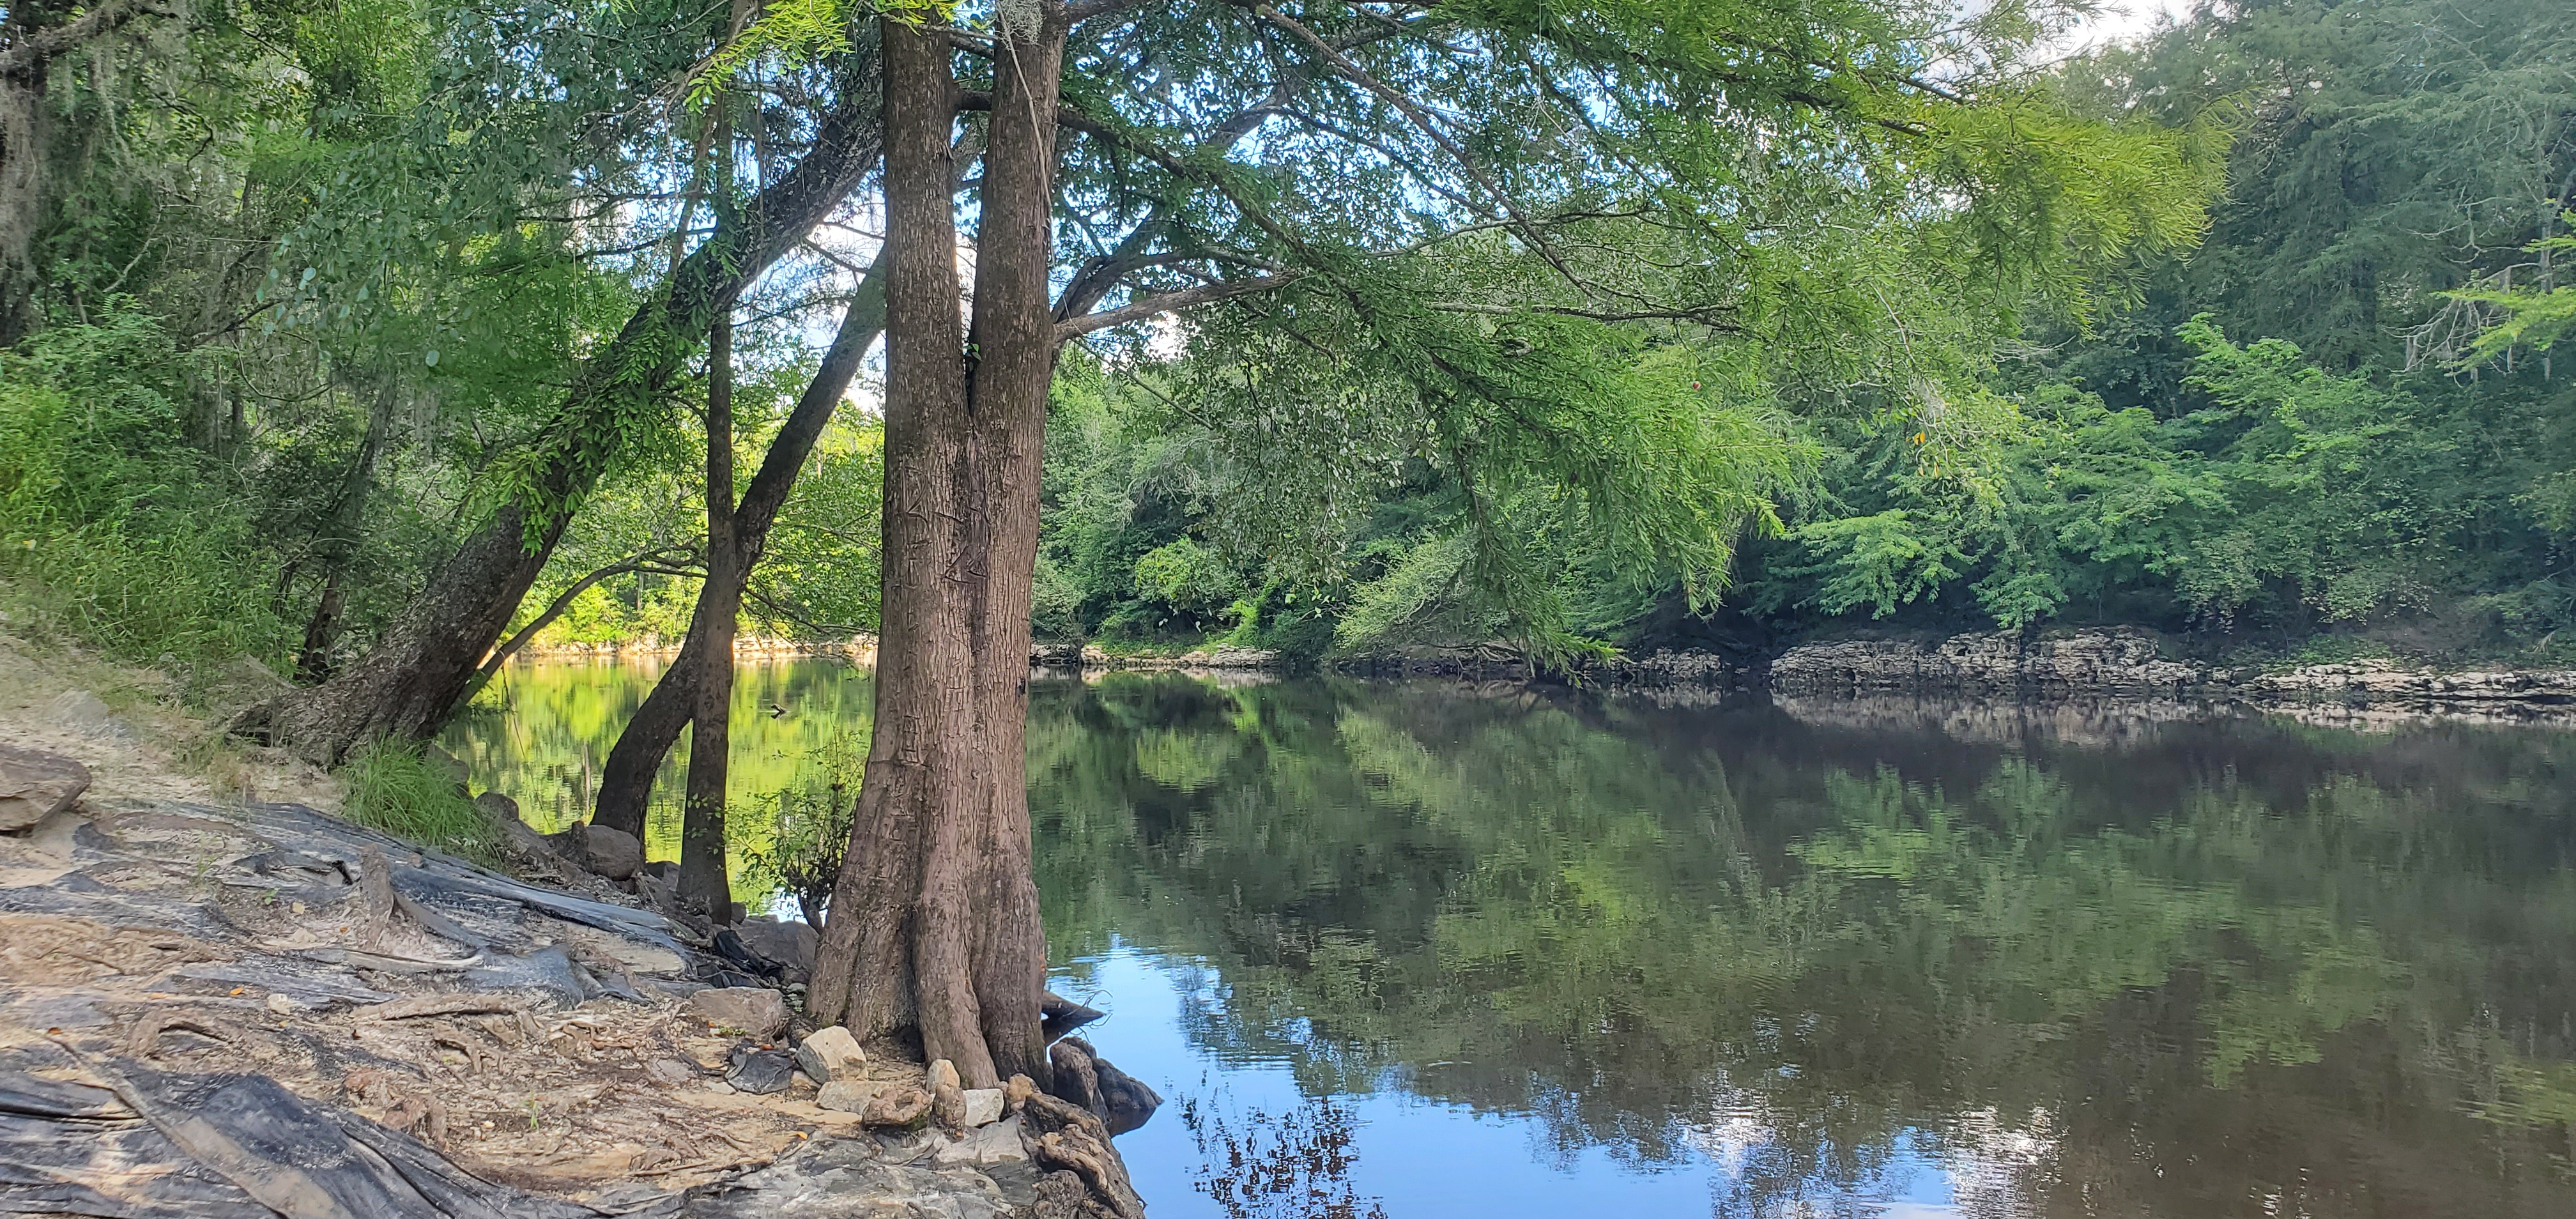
top-left (0, 0), bottom-right (883, 680)
top-left (3, 0), bottom-right (2572, 691)
top-left (1029, 0), bottom-right (2576, 664)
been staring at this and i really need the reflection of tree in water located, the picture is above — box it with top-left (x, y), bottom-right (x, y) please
top-left (1181, 1089), bottom-right (1388, 1219)
top-left (445, 658), bottom-right (877, 882)
top-left (1028, 673), bottom-right (2576, 1217)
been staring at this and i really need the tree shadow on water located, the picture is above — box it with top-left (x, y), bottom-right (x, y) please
top-left (1182, 1088), bottom-right (1390, 1219)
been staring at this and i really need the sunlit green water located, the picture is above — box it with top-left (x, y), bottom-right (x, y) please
top-left (454, 662), bottom-right (2576, 1217)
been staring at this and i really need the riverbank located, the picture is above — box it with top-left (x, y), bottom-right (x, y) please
top-left (1760, 627), bottom-right (2576, 717)
top-left (1314, 627), bottom-right (2576, 719)
top-left (0, 630), bottom-right (1153, 1219)
top-left (518, 636), bottom-right (878, 664)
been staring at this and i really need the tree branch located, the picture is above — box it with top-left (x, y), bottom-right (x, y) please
top-left (1062, 0), bottom-right (1154, 22)
top-left (474, 546), bottom-right (702, 682)
top-left (1057, 273), bottom-right (1303, 339)
top-left (1, 0), bottom-right (176, 79)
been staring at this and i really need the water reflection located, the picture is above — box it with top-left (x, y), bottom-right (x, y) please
top-left (456, 663), bottom-right (2576, 1217)
top-left (1030, 675), bottom-right (2576, 1218)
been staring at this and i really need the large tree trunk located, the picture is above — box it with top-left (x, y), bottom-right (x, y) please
top-left (808, 7), bottom-right (1061, 1091)
top-left (951, 0), bottom-right (1063, 1087)
top-left (592, 261), bottom-right (890, 839)
top-left (231, 62), bottom-right (884, 765)
top-left (680, 300), bottom-right (741, 921)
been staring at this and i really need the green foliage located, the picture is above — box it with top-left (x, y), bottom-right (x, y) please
top-left (337, 741), bottom-right (500, 863)
top-left (0, 312), bottom-right (293, 667)
top-left (737, 732), bottom-right (866, 928)
top-left (2451, 230), bottom-right (2576, 360)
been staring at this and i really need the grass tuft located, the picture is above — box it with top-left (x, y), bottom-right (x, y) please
top-left (336, 742), bottom-right (502, 866)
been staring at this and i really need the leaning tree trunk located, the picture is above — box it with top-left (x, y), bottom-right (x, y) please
top-left (680, 297), bottom-right (742, 921)
top-left (808, 9), bottom-right (1062, 1089)
top-left (592, 260), bottom-right (890, 839)
top-left (231, 62), bottom-right (885, 766)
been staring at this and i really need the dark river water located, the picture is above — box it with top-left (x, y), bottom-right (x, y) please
top-left (450, 659), bottom-right (2576, 1218)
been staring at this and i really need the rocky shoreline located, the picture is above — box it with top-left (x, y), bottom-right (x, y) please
top-left (1028, 643), bottom-right (1286, 673)
top-left (1760, 627), bottom-right (2576, 716)
top-left (533, 625), bottom-right (2576, 718)
top-left (1330, 628), bottom-right (2576, 719)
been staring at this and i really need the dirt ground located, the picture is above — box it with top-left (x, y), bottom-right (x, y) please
top-left (0, 626), bottom-right (339, 809)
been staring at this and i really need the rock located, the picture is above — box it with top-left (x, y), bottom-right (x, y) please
top-left (687, 986), bottom-right (788, 1038)
top-left (733, 916), bottom-right (819, 978)
top-left (934, 1115), bottom-right (1027, 1166)
top-left (476, 792), bottom-right (559, 862)
top-left (574, 823), bottom-right (643, 880)
top-left (960, 1087), bottom-right (1005, 1128)
top-left (643, 1058), bottom-right (698, 1086)
top-left (795, 1025), bottom-right (868, 1083)
top-left (206, 654), bottom-right (292, 703)
top-left (860, 1084), bottom-right (932, 1127)
top-left (422, 744), bottom-right (470, 787)
top-left (1005, 1074), bottom-right (1038, 1114)
top-left (1092, 1059), bottom-right (1162, 1137)
top-left (1030, 642), bottom-right (1087, 667)
top-left (928, 1057), bottom-right (967, 1128)
top-left (0, 746), bottom-right (89, 832)
top-left (1020, 1092), bottom-right (1147, 1219)
top-left (474, 791), bottom-right (522, 823)
top-left (1046, 1037), bottom-right (1160, 1136)
top-left (43, 690), bottom-right (122, 737)
top-left (686, 1137), bottom-right (1011, 1219)
top-left (1768, 629), bottom-right (2207, 698)
top-left (815, 1079), bottom-right (888, 1112)
top-left (725, 1047), bottom-right (797, 1094)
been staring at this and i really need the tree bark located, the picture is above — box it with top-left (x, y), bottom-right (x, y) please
top-left (230, 60), bottom-right (884, 765)
top-left (295, 378), bottom-right (396, 682)
top-left (592, 258), bottom-right (890, 839)
top-left (808, 6), bottom-right (1061, 1091)
top-left (680, 296), bottom-right (740, 921)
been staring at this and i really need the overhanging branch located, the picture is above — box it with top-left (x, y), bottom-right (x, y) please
top-left (1056, 273), bottom-right (1303, 339)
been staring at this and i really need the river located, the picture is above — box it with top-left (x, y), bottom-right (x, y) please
top-left (447, 658), bottom-right (2576, 1218)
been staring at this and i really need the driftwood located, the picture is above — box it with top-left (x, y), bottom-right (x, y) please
top-left (356, 994), bottom-right (530, 1022)
top-left (1018, 1092), bottom-right (1146, 1219)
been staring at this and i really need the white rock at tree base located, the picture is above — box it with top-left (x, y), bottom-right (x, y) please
top-left (960, 1087), bottom-right (1005, 1127)
top-left (686, 986), bottom-right (786, 1038)
top-left (816, 1080), bottom-right (890, 1113)
top-left (932, 1116), bottom-right (1027, 1166)
top-left (795, 1025), bottom-right (867, 1082)
top-left (926, 1057), bottom-right (967, 1127)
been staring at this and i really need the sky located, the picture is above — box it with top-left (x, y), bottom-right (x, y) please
top-left (2049, 0), bottom-right (2200, 54)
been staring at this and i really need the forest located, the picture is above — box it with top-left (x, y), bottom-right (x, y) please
top-left (3, 0), bottom-right (2571, 700)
